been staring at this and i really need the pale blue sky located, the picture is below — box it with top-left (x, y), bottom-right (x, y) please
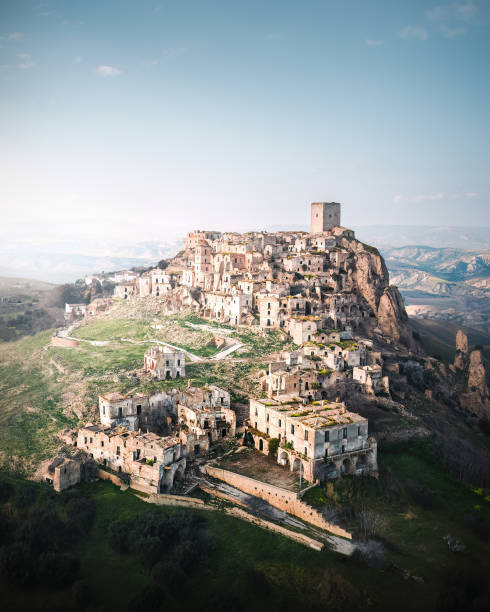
top-left (1, 0), bottom-right (489, 247)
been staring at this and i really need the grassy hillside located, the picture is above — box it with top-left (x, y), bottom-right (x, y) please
top-left (0, 304), bottom-right (292, 472)
top-left (2, 443), bottom-right (489, 611)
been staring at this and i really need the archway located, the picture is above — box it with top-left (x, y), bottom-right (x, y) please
top-left (341, 458), bottom-right (351, 475)
top-left (278, 451), bottom-right (289, 468)
top-left (259, 438), bottom-right (264, 451)
top-left (172, 463), bottom-right (185, 489)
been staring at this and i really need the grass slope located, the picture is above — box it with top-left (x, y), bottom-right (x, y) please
top-left (0, 305), bottom-right (292, 471)
top-left (3, 474), bottom-right (476, 612)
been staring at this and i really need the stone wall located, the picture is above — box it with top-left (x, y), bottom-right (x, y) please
top-left (97, 468), bottom-right (124, 487)
top-left (205, 465), bottom-right (351, 539)
top-left (53, 459), bottom-right (81, 492)
top-left (97, 468), bottom-right (155, 495)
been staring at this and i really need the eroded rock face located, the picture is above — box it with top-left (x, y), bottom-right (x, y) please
top-left (344, 241), bottom-right (389, 315)
top-left (456, 330), bottom-right (468, 354)
top-left (454, 330), bottom-right (468, 370)
top-left (460, 349), bottom-right (490, 420)
top-left (377, 287), bottom-right (411, 344)
top-left (345, 240), bottom-right (416, 350)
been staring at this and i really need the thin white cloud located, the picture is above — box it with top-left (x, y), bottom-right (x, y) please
top-left (465, 192), bottom-right (478, 198)
top-left (399, 25), bottom-right (429, 40)
top-left (96, 65), bottom-right (122, 77)
top-left (75, 56), bottom-right (82, 63)
top-left (366, 39), bottom-right (382, 46)
top-left (392, 194), bottom-right (403, 204)
top-left (411, 193), bottom-right (444, 202)
top-left (426, 2), bottom-right (480, 38)
top-left (18, 53), bottom-right (34, 69)
top-left (141, 59), bottom-right (159, 67)
top-left (8, 32), bottom-right (23, 41)
top-left (427, 2), bottom-right (478, 24)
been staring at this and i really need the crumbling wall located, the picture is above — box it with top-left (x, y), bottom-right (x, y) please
top-left (205, 465), bottom-right (351, 539)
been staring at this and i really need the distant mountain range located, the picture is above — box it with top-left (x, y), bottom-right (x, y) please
top-left (353, 225), bottom-right (490, 250)
top-left (1, 226), bottom-right (489, 335)
top-left (0, 240), bottom-right (182, 284)
top-left (383, 245), bottom-right (490, 334)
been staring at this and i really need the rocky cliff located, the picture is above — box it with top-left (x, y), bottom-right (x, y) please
top-left (452, 330), bottom-right (490, 421)
top-left (342, 238), bottom-right (417, 351)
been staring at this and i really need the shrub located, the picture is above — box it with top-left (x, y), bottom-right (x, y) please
top-left (65, 495), bottom-right (96, 535)
top-left (107, 519), bottom-right (130, 553)
top-left (0, 479), bottom-right (14, 503)
top-left (0, 542), bottom-right (36, 588)
top-left (268, 438), bottom-right (280, 456)
top-left (72, 579), bottom-right (93, 609)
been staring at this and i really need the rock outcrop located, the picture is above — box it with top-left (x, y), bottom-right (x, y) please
top-left (343, 238), bottom-right (416, 351)
top-left (454, 330), bottom-right (468, 370)
top-left (461, 349), bottom-right (490, 420)
top-left (452, 330), bottom-right (490, 421)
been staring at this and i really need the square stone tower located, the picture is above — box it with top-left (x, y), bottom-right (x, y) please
top-left (310, 202), bottom-right (341, 233)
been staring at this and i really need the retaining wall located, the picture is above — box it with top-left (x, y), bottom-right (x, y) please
top-left (205, 465), bottom-right (351, 539)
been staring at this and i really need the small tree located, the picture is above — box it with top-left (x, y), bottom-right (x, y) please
top-left (268, 438), bottom-right (280, 456)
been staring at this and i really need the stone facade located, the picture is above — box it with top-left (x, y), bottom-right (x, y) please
top-left (77, 425), bottom-right (186, 493)
top-left (248, 397), bottom-right (377, 483)
top-left (144, 345), bottom-right (186, 379)
top-left (44, 457), bottom-right (82, 492)
top-left (310, 202), bottom-right (341, 233)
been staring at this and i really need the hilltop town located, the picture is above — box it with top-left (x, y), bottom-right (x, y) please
top-left (43, 203), bottom-right (405, 505)
top-left (40, 201), bottom-right (489, 547)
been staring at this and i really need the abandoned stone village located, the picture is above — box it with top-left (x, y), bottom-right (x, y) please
top-left (44, 201), bottom-right (488, 545)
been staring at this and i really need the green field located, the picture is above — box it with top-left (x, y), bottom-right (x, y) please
top-left (0, 306), bottom-right (293, 472)
top-left (305, 440), bottom-right (490, 593)
top-left (2, 438), bottom-right (489, 611)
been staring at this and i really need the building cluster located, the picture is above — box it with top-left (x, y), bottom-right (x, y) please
top-left (112, 202), bottom-right (368, 333)
top-left (49, 202), bottom-right (381, 498)
top-left (51, 384), bottom-right (237, 493)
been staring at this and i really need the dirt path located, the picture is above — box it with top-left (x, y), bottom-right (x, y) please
top-left (212, 341), bottom-right (244, 360)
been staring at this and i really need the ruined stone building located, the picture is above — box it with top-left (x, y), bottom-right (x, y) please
top-left (353, 365), bottom-right (389, 395)
top-left (44, 457), bottom-right (82, 492)
top-left (77, 425), bottom-right (185, 493)
top-left (144, 345), bottom-right (186, 379)
top-left (248, 397), bottom-right (377, 483)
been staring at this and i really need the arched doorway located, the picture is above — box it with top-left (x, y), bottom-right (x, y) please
top-left (341, 458), bottom-right (351, 475)
top-left (278, 451), bottom-right (289, 468)
top-left (259, 438), bottom-right (264, 451)
top-left (173, 464), bottom-right (185, 489)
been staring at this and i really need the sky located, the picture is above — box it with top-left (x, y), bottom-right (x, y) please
top-left (1, 0), bottom-right (489, 251)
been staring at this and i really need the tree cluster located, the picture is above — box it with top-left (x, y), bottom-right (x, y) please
top-left (108, 509), bottom-right (214, 611)
top-left (0, 478), bottom-right (95, 591)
